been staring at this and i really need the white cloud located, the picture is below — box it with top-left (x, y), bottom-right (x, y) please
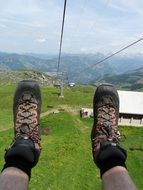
top-left (0, 23), bottom-right (7, 28)
top-left (0, 0), bottom-right (143, 54)
top-left (35, 38), bottom-right (46, 43)
top-left (106, 0), bottom-right (143, 16)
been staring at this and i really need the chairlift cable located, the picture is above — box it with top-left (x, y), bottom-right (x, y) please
top-left (57, 0), bottom-right (67, 75)
top-left (71, 37), bottom-right (143, 80)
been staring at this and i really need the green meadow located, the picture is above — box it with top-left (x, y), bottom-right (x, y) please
top-left (0, 84), bottom-right (142, 189)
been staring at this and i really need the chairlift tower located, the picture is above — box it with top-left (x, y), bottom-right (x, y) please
top-left (58, 72), bottom-right (68, 98)
top-left (60, 77), bottom-right (64, 98)
top-left (57, 72), bottom-right (64, 98)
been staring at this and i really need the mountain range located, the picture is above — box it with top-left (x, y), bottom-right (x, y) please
top-left (95, 67), bottom-right (143, 91)
top-left (0, 52), bottom-right (143, 90)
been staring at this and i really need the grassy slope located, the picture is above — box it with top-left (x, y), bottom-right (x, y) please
top-left (0, 113), bottom-right (142, 190)
top-left (0, 84), bottom-right (142, 189)
top-left (33, 114), bottom-right (143, 190)
top-left (0, 85), bottom-right (15, 130)
top-left (41, 85), bottom-right (94, 110)
top-left (30, 113), bottom-right (100, 190)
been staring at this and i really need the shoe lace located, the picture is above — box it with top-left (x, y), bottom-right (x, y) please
top-left (15, 99), bottom-right (41, 146)
top-left (93, 104), bottom-right (120, 147)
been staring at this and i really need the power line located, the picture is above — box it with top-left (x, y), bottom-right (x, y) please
top-left (57, 0), bottom-right (67, 75)
top-left (71, 37), bottom-right (143, 80)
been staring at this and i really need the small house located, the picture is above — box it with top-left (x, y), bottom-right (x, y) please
top-left (118, 90), bottom-right (143, 126)
top-left (80, 108), bottom-right (93, 118)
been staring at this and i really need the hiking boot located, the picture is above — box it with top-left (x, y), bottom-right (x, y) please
top-left (13, 79), bottom-right (42, 150)
top-left (91, 83), bottom-right (121, 163)
top-left (5, 80), bottom-right (42, 167)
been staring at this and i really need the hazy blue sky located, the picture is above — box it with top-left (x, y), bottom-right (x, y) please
top-left (0, 0), bottom-right (143, 54)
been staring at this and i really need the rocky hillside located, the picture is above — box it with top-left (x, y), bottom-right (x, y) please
top-left (0, 70), bottom-right (55, 86)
